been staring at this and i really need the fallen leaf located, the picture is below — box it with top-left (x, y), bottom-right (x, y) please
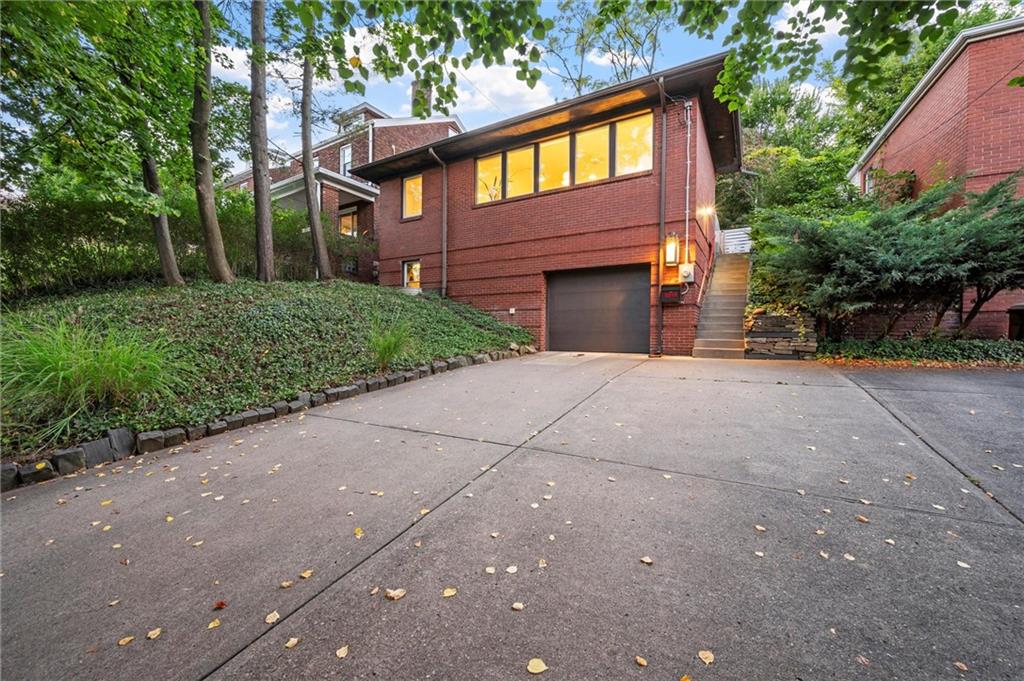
top-left (299, 569), bottom-right (314, 579)
top-left (538, 559), bottom-right (548, 568)
top-left (856, 654), bottom-right (870, 667)
top-left (265, 611), bottom-right (280, 625)
top-left (385, 588), bottom-right (406, 601)
top-left (527, 658), bottom-right (548, 674)
top-left (369, 586), bottom-right (379, 595)
top-left (506, 565), bottom-right (518, 574)
top-left (485, 566), bottom-right (496, 574)
top-left (754, 524), bottom-right (766, 532)
top-left (905, 472), bottom-right (917, 481)
top-left (754, 551), bottom-right (764, 557)
top-left (284, 637), bottom-right (299, 649)
top-left (354, 527), bottom-right (364, 539)
top-left (336, 645), bottom-right (349, 659)
top-left (635, 655), bottom-right (648, 667)
top-left (698, 649), bottom-right (714, 666)
top-left (117, 635), bottom-right (134, 646)
top-left (419, 508), bottom-right (430, 515)
top-left (884, 538), bottom-right (896, 545)
top-left (165, 515), bottom-right (174, 523)
top-left (442, 587), bottom-right (457, 598)
top-left (490, 532), bottom-right (500, 539)
top-left (640, 556), bottom-right (653, 565)
top-left (512, 601), bottom-right (525, 611)
top-left (932, 504), bottom-right (946, 511)
top-left (146, 628), bottom-right (161, 640)
top-left (101, 499), bottom-right (113, 506)
top-left (280, 580), bottom-right (294, 589)
top-left (953, 661), bottom-right (968, 671)
top-left (855, 515), bottom-right (870, 524)
top-left (213, 600), bottom-right (227, 610)
top-left (680, 676), bottom-right (692, 681)
top-left (207, 619), bottom-right (221, 629)
top-left (607, 476), bottom-right (616, 482)
top-left (108, 599), bottom-right (120, 607)
top-left (859, 498), bottom-right (872, 505)
top-left (819, 551), bottom-right (829, 560)
top-left (843, 553), bottom-right (856, 561)
top-left (957, 560), bottom-right (971, 569)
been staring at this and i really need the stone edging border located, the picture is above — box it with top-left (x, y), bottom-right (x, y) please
top-left (0, 344), bottom-right (537, 492)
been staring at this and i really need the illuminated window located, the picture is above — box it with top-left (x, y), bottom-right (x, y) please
top-left (403, 260), bottom-right (421, 288)
top-left (574, 125), bottom-right (609, 183)
top-left (505, 146), bottom-right (535, 198)
top-left (402, 175), bottom-right (422, 218)
top-left (476, 153), bottom-right (503, 203)
top-left (338, 209), bottom-right (357, 236)
top-left (538, 135), bottom-right (570, 191)
top-left (615, 113), bottom-right (653, 175)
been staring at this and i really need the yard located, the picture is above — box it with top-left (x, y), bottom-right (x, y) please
top-left (1, 280), bottom-right (531, 461)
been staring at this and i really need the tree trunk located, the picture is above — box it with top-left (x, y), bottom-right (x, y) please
top-left (930, 298), bottom-right (955, 332)
top-left (141, 156), bottom-right (185, 286)
top-left (301, 52), bottom-right (333, 280)
top-left (955, 287), bottom-right (1000, 337)
top-left (190, 0), bottom-right (234, 283)
top-left (250, 0), bottom-right (274, 282)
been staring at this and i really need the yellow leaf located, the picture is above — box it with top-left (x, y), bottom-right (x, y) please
top-left (953, 661), bottom-right (968, 671)
top-left (419, 508), bottom-right (430, 516)
top-left (512, 602), bottom-right (525, 611)
top-left (680, 676), bottom-right (692, 681)
top-left (117, 635), bottom-right (134, 646)
top-left (102, 525), bottom-right (112, 532)
top-left (284, 637), bottom-right (299, 649)
top-left (336, 644), bottom-right (349, 658)
top-left (280, 580), bottom-right (294, 589)
top-left (527, 658), bottom-right (548, 674)
top-left (385, 588), bottom-right (406, 601)
top-left (146, 628), bottom-right (161, 640)
top-left (354, 527), bottom-right (364, 539)
top-left (855, 515), bottom-right (870, 524)
top-left (635, 655), bottom-right (647, 667)
top-left (165, 515), bottom-right (174, 523)
top-left (35, 461), bottom-right (46, 470)
top-left (208, 618), bottom-right (221, 629)
top-left (698, 649), bottom-right (714, 666)
top-left (442, 587), bottom-right (457, 598)
top-left (265, 610), bottom-right (280, 625)
top-left (299, 569), bottom-right (314, 579)
top-left (349, 56), bottom-right (362, 68)
top-left (101, 499), bottom-right (113, 506)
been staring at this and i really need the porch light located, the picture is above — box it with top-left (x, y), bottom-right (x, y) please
top-left (665, 231), bottom-right (680, 267)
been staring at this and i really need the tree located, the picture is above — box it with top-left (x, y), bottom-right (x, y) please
top-left (597, 0), bottom-right (1019, 110)
top-left (250, 0), bottom-right (275, 282)
top-left (300, 21), bottom-right (334, 280)
top-left (190, 0), bottom-right (235, 283)
top-left (741, 78), bottom-right (839, 156)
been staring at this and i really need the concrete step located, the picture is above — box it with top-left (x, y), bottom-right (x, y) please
top-left (694, 338), bottom-right (746, 348)
top-left (692, 347), bottom-right (747, 359)
top-left (697, 322), bottom-right (744, 333)
top-left (696, 330), bottom-right (744, 340)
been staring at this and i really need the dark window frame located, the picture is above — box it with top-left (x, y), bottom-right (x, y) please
top-left (472, 110), bottom-right (653, 206)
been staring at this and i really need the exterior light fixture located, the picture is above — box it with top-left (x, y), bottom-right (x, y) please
top-left (665, 231), bottom-right (680, 267)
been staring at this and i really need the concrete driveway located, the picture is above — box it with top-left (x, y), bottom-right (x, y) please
top-left (2, 354), bottom-right (1022, 680)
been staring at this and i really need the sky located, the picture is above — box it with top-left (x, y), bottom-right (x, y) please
top-left (215, 1), bottom-right (846, 173)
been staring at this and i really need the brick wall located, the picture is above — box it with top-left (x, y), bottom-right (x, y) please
top-left (375, 98), bottom-right (718, 355)
top-left (858, 29), bottom-right (1024, 339)
top-left (373, 122), bottom-right (459, 161)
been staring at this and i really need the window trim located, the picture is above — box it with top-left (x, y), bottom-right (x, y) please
top-left (402, 259), bottom-right (421, 288)
top-left (401, 174), bottom-right (423, 220)
top-left (472, 109), bottom-right (653, 206)
top-left (340, 144), bottom-right (353, 176)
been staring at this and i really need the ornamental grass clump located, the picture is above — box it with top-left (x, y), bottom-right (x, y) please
top-left (368, 321), bottom-right (411, 372)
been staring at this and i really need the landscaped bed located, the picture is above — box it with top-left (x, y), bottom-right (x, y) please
top-left (816, 338), bottom-right (1024, 368)
top-left (2, 280), bottom-right (532, 462)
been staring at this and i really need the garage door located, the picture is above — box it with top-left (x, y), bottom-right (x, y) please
top-left (546, 265), bottom-right (650, 353)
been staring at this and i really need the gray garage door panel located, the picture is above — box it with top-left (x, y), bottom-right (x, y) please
top-left (546, 265), bottom-right (650, 353)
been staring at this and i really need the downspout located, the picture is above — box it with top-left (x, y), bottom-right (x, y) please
top-left (683, 100), bottom-right (692, 272)
top-left (428, 147), bottom-right (448, 296)
top-left (654, 76), bottom-right (667, 357)
top-left (368, 121), bottom-right (374, 162)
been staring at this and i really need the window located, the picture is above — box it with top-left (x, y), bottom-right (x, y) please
top-left (402, 175), bottom-right (422, 218)
top-left (505, 146), bottom-right (535, 198)
top-left (470, 111), bottom-right (653, 205)
top-left (538, 135), bottom-right (570, 191)
top-left (403, 260), bottom-right (421, 288)
top-left (574, 125), bottom-right (610, 183)
top-left (338, 209), bottom-right (357, 236)
top-left (615, 112), bottom-right (653, 175)
top-left (341, 145), bottom-right (352, 175)
top-left (476, 153), bottom-right (503, 204)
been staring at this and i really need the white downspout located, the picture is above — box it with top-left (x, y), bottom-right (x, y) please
top-left (368, 121), bottom-right (374, 163)
top-left (684, 100), bottom-right (692, 266)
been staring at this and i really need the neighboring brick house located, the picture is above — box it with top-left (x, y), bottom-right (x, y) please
top-left (352, 55), bottom-right (741, 355)
top-left (847, 17), bottom-right (1024, 338)
top-left (225, 102), bottom-right (462, 280)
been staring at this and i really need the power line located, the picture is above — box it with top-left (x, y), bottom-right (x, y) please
top-left (452, 65), bottom-right (511, 117)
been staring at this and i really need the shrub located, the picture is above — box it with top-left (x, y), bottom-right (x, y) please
top-left (368, 321), bottom-right (412, 372)
top-left (1, 320), bottom-right (186, 451)
top-left (817, 338), bottom-right (1024, 365)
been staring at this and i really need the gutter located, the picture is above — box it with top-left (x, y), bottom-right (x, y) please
top-left (653, 76), bottom-right (667, 357)
top-left (428, 146), bottom-right (448, 296)
top-left (846, 16), bottom-right (1024, 181)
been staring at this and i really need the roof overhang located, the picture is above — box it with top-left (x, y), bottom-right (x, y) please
top-left (351, 53), bottom-right (741, 183)
top-left (847, 16), bottom-right (1024, 182)
top-left (270, 168), bottom-right (379, 204)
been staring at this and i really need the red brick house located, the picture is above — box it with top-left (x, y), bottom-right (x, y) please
top-left (225, 102), bottom-right (462, 279)
top-left (352, 55), bottom-right (741, 355)
top-left (847, 16), bottom-right (1024, 338)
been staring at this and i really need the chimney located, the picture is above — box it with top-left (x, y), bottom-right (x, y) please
top-left (410, 79), bottom-right (432, 114)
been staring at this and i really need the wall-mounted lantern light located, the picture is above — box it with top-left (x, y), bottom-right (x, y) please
top-left (665, 231), bottom-right (680, 267)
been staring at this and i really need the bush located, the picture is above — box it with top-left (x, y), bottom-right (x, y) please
top-left (818, 338), bottom-right (1024, 365)
top-left (1, 320), bottom-right (185, 452)
top-left (368, 321), bottom-right (412, 372)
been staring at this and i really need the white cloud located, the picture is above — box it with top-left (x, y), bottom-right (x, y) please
top-left (773, 1), bottom-right (843, 40)
top-left (585, 49), bottom-right (635, 68)
top-left (451, 52), bottom-right (554, 115)
top-left (796, 81), bottom-right (839, 109)
top-left (267, 93), bottom-right (294, 114)
top-left (212, 46), bottom-right (251, 83)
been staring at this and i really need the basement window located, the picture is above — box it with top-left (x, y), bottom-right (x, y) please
top-left (402, 175), bottom-right (422, 218)
top-left (403, 260), bottom-right (421, 288)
